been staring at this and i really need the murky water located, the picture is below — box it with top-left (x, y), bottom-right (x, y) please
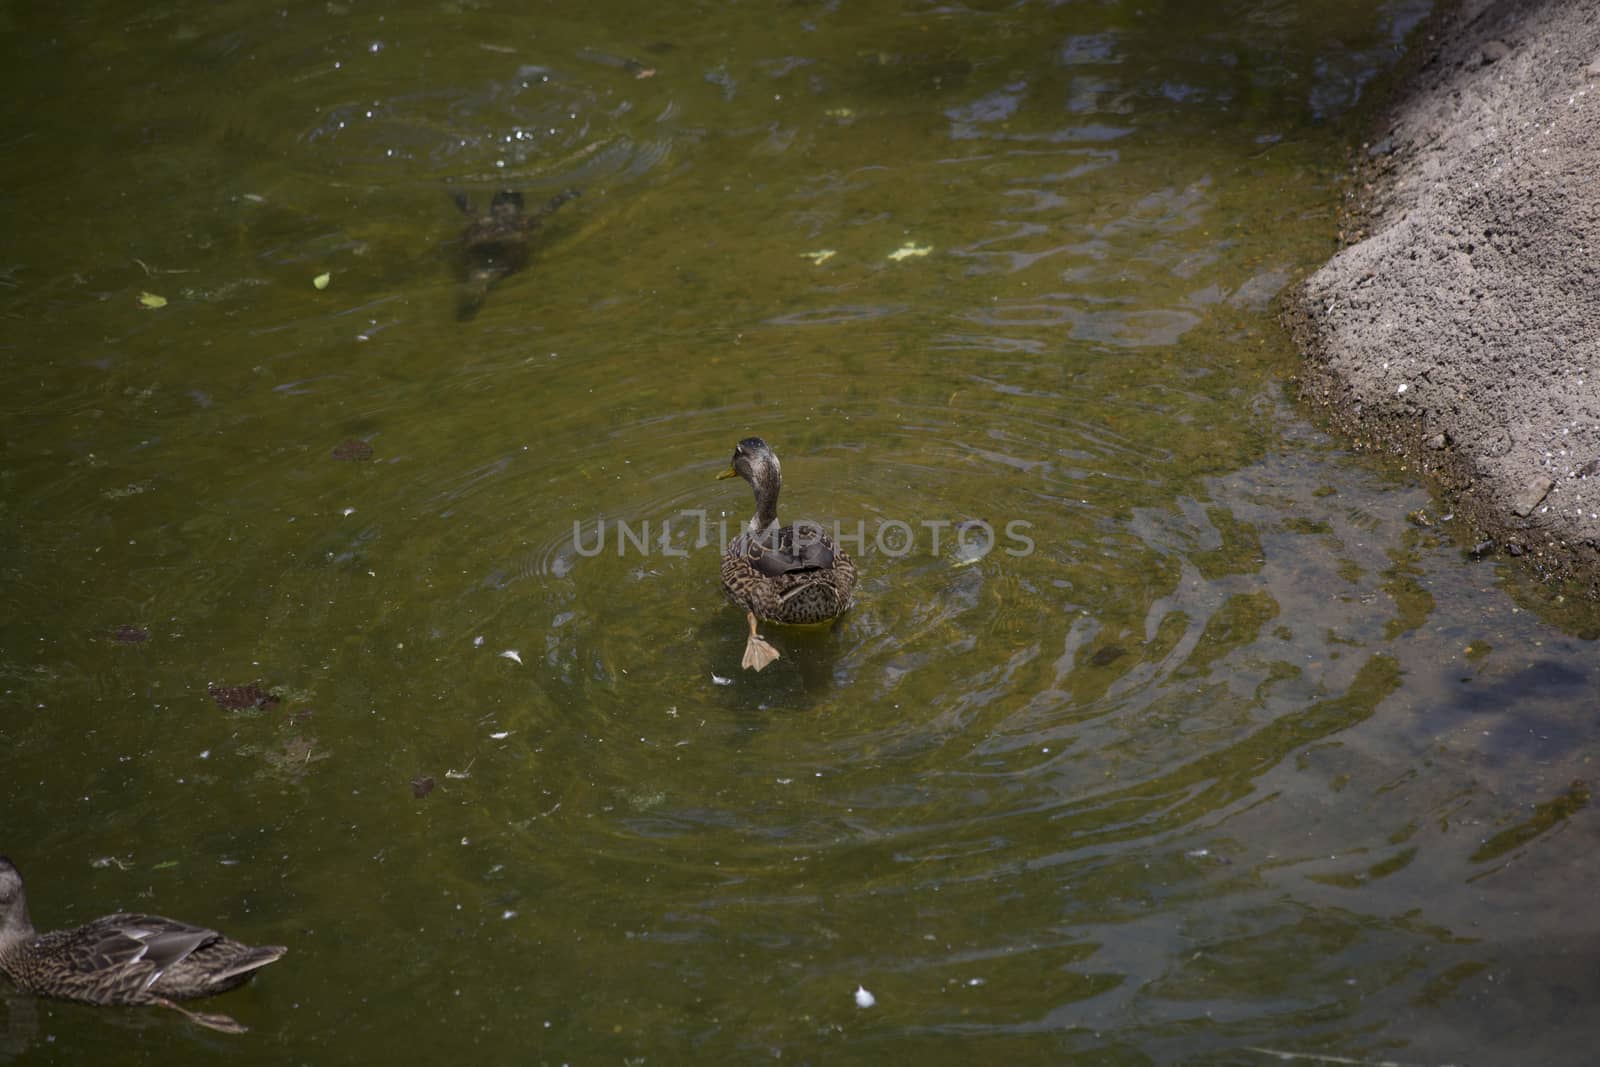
top-left (3, 1), bottom-right (1598, 1063)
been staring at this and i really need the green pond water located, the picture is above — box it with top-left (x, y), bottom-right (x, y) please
top-left (3, 0), bottom-right (1598, 1063)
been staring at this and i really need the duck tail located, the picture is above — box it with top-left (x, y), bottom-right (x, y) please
top-left (211, 944), bottom-right (287, 984)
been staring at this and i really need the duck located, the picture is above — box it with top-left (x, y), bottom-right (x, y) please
top-left (0, 856), bottom-right (285, 1034)
top-left (449, 186), bottom-right (580, 320)
top-left (717, 437), bottom-right (857, 670)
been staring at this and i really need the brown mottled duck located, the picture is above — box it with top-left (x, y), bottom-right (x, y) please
top-left (450, 186), bottom-right (579, 320)
top-left (0, 856), bottom-right (285, 1034)
top-left (718, 437), bottom-right (857, 670)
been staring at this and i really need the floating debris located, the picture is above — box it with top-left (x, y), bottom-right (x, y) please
top-left (800, 249), bottom-right (837, 265)
top-left (102, 482), bottom-right (151, 500)
top-left (411, 776), bottom-right (435, 799)
top-left (1088, 645), bottom-right (1126, 668)
top-left (207, 683), bottom-right (280, 711)
top-left (887, 242), bottom-right (932, 262)
top-left (313, 271), bottom-right (332, 290)
top-left (499, 650), bottom-right (523, 665)
top-left (854, 985), bottom-right (876, 1008)
top-left (331, 439), bottom-right (374, 461)
top-left (951, 518), bottom-right (994, 567)
top-left (137, 291), bottom-right (167, 309)
top-left (261, 735), bottom-right (327, 780)
top-left (711, 673), bottom-right (733, 686)
top-left (111, 624), bottom-right (149, 644)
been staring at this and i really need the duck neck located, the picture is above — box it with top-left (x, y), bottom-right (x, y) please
top-left (0, 894), bottom-right (33, 955)
top-left (748, 468), bottom-right (781, 535)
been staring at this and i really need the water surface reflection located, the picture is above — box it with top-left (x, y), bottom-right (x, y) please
top-left (2, 1), bottom-right (1597, 1064)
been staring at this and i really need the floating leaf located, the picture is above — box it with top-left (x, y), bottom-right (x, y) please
top-left (411, 776), bottom-right (435, 799)
top-left (138, 291), bottom-right (168, 309)
top-left (313, 272), bottom-right (332, 290)
top-left (887, 242), bottom-right (932, 262)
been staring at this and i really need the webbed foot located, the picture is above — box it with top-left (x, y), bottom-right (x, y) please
top-left (741, 610), bottom-right (780, 671)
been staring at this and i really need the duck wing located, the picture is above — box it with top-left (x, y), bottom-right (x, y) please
top-left (741, 523), bottom-right (837, 577)
top-left (78, 915), bottom-right (216, 990)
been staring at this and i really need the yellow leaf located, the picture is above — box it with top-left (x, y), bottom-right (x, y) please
top-left (138, 291), bottom-right (167, 309)
top-left (313, 272), bottom-right (332, 290)
top-left (887, 242), bottom-right (932, 262)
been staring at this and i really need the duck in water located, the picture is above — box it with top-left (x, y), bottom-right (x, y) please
top-left (0, 856), bottom-right (285, 1034)
top-left (718, 437), bottom-right (857, 670)
top-left (450, 187), bottom-right (579, 320)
